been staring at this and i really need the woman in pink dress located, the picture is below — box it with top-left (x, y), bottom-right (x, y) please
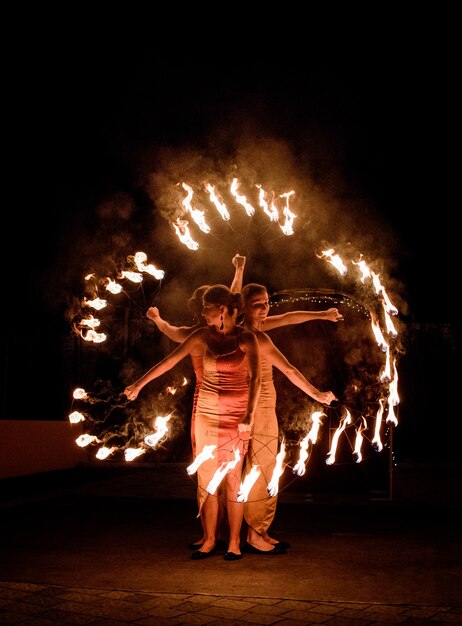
top-left (124, 284), bottom-right (261, 561)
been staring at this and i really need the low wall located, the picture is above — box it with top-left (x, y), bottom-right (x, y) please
top-left (0, 420), bottom-right (87, 479)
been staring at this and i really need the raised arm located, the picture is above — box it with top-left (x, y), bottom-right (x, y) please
top-left (260, 333), bottom-right (336, 405)
top-left (124, 330), bottom-right (204, 400)
top-left (230, 253), bottom-right (246, 293)
top-left (262, 307), bottom-right (343, 332)
top-left (146, 307), bottom-right (196, 343)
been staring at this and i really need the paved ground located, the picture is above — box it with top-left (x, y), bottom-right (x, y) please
top-left (0, 462), bottom-right (461, 625)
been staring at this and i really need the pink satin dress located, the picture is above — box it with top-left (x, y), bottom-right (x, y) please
top-left (194, 336), bottom-right (250, 513)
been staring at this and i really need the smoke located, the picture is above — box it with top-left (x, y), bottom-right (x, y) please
top-left (57, 107), bottom-right (408, 462)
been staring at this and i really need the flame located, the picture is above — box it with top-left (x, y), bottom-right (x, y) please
top-left (181, 182), bottom-right (210, 233)
top-left (383, 303), bottom-right (398, 337)
top-left (186, 444), bottom-right (217, 475)
top-left (318, 248), bottom-right (348, 276)
top-left (144, 414), bottom-right (171, 448)
top-left (182, 377), bottom-right (188, 386)
top-left (73, 388), bottom-right (87, 399)
top-left (390, 359), bottom-right (400, 406)
top-left (386, 394), bottom-right (398, 426)
top-left (206, 448), bottom-right (241, 495)
top-left (230, 178), bottom-right (255, 216)
top-left (105, 278), bottom-right (123, 294)
top-left (279, 191), bottom-right (296, 236)
top-left (83, 297), bottom-right (107, 310)
top-left (84, 273), bottom-right (95, 281)
top-left (353, 416), bottom-right (367, 463)
top-left (326, 410), bottom-right (352, 465)
top-left (81, 329), bottom-right (107, 343)
top-left (173, 218), bottom-right (199, 250)
top-left (372, 399), bottom-right (386, 452)
top-left (267, 441), bottom-right (286, 497)
top-left (75, 434), bottom-right (99, 447)
top-left (256, 185), bottom-right (279, 222)
top-left (370, 315), bottom-right (388, 352)
top-left (124, 447), bottom-right (146, 461)
top-left (120, 270), bottom-right (143, 283)
top-left (237, 465), bottom-right (261, 502)
top-left (352, 255), bottom-right (371, 282)
top-left (96, 446), bottom-right (117, 460)
top-left (133, 251), bottom-right (165, 280)
top-left (79, 315), bottom-right (100, 329)
top-left (69, 411), bottom-right (85, 423)
top-left (380, 346), bottom-right (392, 383)
top-left (293, 411), bottom-right (323, 476)
top-left (205, 183), bottom-right (230, 220)
top-left (372, 272), bottom-right (398, 315)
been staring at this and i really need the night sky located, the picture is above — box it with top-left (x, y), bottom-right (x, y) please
top-left (5, 31), bottom-right (458, 460)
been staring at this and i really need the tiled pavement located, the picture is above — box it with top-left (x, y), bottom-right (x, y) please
top-left (1, 463), bottom-right (461, 625)
top-left (1, 581), bottom-right (461, 625)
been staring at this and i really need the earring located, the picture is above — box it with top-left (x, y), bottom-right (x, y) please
top-left (220, 314), bottom-right (224, 331)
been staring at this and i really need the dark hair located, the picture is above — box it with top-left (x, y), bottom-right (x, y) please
top-left (203, 284), bottom-right (242, 314)
top-left (188, 285), bottom-right (210, 319)
top-left (241, 283), bottom-right (268, 304)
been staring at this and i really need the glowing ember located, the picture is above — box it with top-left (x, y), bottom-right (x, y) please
top-left (267, 441), bottom-right (286, 497)
top-left (237, 465), bottom-right (261, 502)
top-left (326, 410), bottom-right (352, 465)
top-left (206, 449), bottom-right (241, 495)
top-left (69, 411), bottom-right (85, 423)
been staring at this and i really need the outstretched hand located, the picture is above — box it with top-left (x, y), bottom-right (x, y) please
top-left (146, 306), bottom-right (160, 322)
top-left (325, 308), bottom-right (344, 322)
top-left (124, 384), bottom-right (140, 401)
top-left (319, 390), bottom-right (337, 406)
top-left (232, 253), bottom-right (246, 269)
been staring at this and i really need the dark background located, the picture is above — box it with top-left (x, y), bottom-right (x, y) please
top-left (4, 25), bottom-right (458, 467)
